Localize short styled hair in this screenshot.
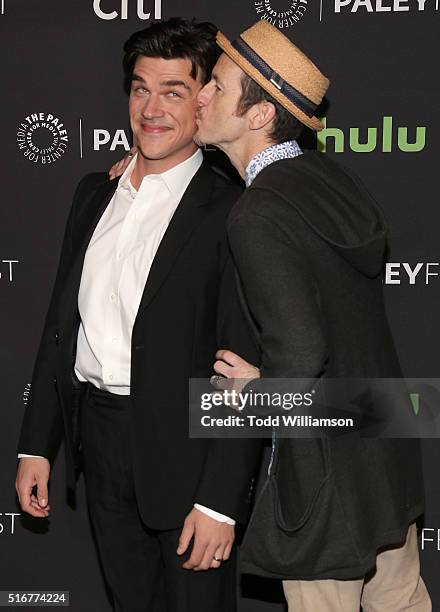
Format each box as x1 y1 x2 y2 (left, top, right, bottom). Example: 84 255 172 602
236 73 304 144
123 18 219 93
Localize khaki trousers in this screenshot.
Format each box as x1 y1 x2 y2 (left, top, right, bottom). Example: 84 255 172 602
283 523 431 612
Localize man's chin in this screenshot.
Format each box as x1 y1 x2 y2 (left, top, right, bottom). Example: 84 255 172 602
193 132 205 147
193 127 211 148
136 146 169 161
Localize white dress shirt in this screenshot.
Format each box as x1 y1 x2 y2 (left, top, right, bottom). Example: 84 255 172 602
74 149 202 393
19 149 235 525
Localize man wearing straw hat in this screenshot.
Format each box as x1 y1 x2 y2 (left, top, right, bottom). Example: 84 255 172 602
196 20 431 612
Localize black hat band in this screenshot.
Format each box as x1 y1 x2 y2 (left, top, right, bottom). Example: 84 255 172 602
231 36 317 118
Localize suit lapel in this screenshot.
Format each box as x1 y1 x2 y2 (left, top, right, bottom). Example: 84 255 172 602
73 179 118 255
59 178 118 323
135 161 215 318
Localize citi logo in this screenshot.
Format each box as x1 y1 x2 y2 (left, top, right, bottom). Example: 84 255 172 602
317 117 426 154
93 0 161 19
384 263 439 285
335 0 438 13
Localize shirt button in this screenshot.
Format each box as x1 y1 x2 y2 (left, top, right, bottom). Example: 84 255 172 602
110 293 116 302
108 374 114 381
112 337 117 343
116 252 123 260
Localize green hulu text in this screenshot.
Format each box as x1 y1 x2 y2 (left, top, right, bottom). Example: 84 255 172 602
317 116 426 153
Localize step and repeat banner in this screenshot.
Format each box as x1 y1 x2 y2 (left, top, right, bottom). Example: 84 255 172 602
1 1 439 610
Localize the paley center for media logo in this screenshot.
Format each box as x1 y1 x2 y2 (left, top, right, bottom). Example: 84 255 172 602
17 113 68 165
384 263 439 285
334 0 438 13
253 0 308 29
334 0 440 13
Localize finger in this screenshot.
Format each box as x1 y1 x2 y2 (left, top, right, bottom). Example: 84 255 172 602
216 349 244 366
25 505 49 518
113 161 124 176
30 500 50 516
194 543 218 571
30 495 51 512
109 162 121 178
213 360 233 378
182 540 207 570
177 520 194 556
30 494 50 510
222 540 234 561
21 492 48 517
210 377 232 393
210 545 225 569
35 475 49 508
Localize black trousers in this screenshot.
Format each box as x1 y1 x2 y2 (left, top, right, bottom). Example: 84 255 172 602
79 383 237 612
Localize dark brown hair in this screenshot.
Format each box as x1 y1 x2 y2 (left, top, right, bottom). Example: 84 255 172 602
123 18 219 94
236 73 304 143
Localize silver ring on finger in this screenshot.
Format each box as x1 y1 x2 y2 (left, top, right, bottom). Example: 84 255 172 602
210 375 223 388
213 555 222 562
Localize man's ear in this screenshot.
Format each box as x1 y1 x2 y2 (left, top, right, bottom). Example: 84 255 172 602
248 100 276 131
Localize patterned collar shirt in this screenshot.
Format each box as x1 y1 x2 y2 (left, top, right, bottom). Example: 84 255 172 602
244 139 302 187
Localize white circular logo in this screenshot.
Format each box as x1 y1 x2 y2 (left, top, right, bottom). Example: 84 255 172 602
254 0 309 28
17 112 69 164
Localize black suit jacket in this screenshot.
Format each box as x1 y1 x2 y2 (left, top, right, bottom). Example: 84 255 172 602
18 160 261 529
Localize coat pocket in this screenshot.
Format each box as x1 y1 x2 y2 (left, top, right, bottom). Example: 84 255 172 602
239 438 339 579
273 437 332 532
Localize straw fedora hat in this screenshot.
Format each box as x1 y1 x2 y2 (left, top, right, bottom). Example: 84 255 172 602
216 21 329 131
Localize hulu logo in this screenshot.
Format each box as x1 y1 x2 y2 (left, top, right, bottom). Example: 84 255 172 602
410 393 420 416
317 116 426 153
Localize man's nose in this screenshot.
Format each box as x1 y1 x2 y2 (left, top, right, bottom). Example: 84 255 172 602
141 94 164 119
197 84 211 107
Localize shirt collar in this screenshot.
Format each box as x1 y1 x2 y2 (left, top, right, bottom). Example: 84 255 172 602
118 148 203 200
244 140 302 187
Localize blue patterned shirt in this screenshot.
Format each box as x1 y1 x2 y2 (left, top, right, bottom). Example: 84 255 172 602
244 140 302 187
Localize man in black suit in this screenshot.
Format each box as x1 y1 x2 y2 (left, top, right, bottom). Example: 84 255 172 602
15 18 260 612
